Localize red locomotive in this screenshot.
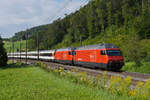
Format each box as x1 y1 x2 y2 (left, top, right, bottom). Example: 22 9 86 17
54 43 124 70
55 48 75 64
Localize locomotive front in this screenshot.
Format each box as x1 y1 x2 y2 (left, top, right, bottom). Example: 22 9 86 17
103 49 124 70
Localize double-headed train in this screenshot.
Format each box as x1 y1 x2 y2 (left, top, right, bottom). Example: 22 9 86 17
8 43 124 71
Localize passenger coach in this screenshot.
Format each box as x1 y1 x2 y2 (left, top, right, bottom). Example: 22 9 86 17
39 50 55 61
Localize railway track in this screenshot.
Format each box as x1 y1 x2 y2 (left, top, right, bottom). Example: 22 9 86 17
11 59 150 87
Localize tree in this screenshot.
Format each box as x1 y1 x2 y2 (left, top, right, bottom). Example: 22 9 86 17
0 36 8 66
122 34 143 66
107 1 112 27
121 0 130 34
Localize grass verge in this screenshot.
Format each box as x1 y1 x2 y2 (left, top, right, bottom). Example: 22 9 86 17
37 61 150 100
122 62 150 74
0 63 133 100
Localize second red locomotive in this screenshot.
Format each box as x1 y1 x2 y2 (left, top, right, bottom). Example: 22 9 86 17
54 43 124 70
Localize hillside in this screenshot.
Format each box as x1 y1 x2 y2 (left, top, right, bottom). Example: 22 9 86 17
11 25 48 42
9 0 150 65
4 40 26 52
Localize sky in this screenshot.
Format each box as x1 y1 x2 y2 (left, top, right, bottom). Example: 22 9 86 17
0 0 89 38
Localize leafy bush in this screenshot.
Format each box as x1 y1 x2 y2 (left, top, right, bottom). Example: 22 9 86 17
35 61 47 69
122 62 150 74
16 61 23 66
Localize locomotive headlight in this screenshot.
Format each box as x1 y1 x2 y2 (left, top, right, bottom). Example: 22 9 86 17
109 60 113 63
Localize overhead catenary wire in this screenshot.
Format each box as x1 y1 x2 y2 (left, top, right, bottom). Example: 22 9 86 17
48 0 73 23
48 0 90 23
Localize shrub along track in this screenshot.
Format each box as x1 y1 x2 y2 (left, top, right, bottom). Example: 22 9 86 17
12 59 150 87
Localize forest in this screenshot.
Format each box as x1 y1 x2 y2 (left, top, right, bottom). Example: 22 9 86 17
10 0 150 66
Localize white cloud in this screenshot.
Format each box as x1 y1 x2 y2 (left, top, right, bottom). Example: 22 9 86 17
0 0 89 38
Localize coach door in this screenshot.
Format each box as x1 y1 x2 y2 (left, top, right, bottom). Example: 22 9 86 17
100 50 107 63
68 50 76 64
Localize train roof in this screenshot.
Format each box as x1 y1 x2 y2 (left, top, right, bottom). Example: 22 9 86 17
56 47 75 51
76 43 119 50
28 51 38 54
40 50 55 53
7 52 20 55
56 44 118 51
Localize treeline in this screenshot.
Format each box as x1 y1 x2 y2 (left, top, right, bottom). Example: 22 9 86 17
11 25 48 41
10 0 150 65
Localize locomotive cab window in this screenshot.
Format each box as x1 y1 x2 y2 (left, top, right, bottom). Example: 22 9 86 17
101 50 106 55
106 50 121 56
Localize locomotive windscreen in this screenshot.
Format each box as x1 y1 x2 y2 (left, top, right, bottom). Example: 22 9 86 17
106 50 121 56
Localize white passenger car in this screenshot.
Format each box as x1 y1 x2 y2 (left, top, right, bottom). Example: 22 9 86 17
39 50 55 61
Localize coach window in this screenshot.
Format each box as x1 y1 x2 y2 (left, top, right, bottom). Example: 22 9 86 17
49 53 52 56
101 50 106 55
41 53 52 56
31 54 37 56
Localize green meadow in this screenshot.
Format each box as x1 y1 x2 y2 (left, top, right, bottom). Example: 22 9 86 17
0 64 133 100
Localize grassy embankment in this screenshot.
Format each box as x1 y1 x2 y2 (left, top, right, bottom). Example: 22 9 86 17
0 63 134 100
122 62 150 74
